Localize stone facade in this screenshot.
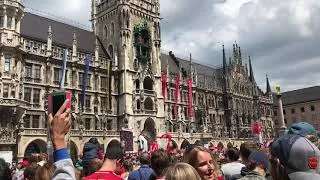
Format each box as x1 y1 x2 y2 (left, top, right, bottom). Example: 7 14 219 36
0 0 274 161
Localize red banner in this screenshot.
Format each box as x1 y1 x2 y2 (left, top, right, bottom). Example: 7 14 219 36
251 121 263 134
160 133 173 153
161 72 167 99
187 78 193 119
174 76 180 117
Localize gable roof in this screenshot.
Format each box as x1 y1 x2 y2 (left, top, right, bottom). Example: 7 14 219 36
21 12 97 54
274 86 320 106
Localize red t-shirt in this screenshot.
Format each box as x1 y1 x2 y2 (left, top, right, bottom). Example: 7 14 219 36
82 171 123 180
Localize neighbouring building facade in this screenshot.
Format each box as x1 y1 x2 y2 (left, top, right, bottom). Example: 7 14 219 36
273 86 320 132
0 0 274 161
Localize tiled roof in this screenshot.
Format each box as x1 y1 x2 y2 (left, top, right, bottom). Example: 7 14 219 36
273 86 320 106
21 13 101 55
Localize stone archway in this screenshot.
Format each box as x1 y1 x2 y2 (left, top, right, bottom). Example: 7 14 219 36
227 142 233 149
194 140 204 146
141 118 156 144
217 142 224 151
24 139 47 158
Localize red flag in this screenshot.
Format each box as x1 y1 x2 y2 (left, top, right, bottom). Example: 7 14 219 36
251 121 263 134
187 78 193 119
160 133 173 153
174 76 180 117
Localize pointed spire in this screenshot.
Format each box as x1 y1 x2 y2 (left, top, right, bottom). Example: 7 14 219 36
233 43 236 61
238 46 242 65
249 56 255 82
190 53 193 77
266 74 271 94
166 56 169 76
245 63 248 74
222 44 227 74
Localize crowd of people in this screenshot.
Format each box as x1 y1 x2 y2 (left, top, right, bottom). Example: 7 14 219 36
2 100 320 180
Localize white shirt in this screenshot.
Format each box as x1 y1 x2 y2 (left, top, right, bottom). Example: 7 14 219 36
221 162 245 177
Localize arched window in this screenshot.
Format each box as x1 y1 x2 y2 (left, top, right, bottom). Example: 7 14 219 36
111 23 115 36
137 99 141 110
143 77 153 90
144 97 153 110
108 45 113 59
135 79 140 90
104 25 108 39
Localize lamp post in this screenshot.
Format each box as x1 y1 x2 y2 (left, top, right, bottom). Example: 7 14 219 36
275 85 286 136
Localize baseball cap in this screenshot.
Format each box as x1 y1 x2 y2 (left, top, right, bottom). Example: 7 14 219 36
287 122 316 136
271 134 320 180
105 147 124 160
248 151 269 169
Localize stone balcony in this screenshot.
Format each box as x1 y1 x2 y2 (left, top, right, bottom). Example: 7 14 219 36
0 98 28 107
22 129 120 137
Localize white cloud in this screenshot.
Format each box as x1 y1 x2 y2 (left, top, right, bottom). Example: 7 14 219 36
25 0 320 91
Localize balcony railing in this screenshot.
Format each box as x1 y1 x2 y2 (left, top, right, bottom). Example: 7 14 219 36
23 129 47 136
70 130 120 137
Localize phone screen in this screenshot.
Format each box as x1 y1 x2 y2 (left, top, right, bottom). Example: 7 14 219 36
52 92 66 116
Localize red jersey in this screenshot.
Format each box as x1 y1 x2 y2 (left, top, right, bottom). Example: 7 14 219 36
82 171 123 180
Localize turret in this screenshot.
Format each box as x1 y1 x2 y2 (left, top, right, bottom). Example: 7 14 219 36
46 26 52 56
266 74 271 95
72 32 77 61
249 56 255 82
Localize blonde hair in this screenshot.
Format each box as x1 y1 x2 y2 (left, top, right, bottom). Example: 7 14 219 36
166 163 201 180
182 146 222 178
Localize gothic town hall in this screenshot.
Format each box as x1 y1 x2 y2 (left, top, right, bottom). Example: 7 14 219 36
0 0 273 161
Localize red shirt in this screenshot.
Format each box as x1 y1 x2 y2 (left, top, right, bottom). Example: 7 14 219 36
82 171 123 180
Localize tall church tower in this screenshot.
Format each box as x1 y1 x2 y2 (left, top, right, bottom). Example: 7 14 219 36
92 0 164 149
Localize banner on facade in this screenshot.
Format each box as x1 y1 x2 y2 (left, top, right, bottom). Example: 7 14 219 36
187 78 193 119
81 54 91 110
121 128 133 152
174 76 180 116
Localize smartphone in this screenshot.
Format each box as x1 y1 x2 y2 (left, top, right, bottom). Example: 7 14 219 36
48 91 71 116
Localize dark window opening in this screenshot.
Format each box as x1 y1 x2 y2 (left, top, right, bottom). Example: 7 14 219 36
143 77 153 90
144 97 153 110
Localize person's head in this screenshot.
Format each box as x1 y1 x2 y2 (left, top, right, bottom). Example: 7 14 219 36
139 152 150 165
38 153 47 162
225 148 240 162
85 158 103 176
183 146 217 180
104 147 124 170
247 151 269 176
89 138 99 144
150 149 171 178
24 163 40 180
166 163 201 180
34 162 55 180
271 134 320 180
240 142 258 164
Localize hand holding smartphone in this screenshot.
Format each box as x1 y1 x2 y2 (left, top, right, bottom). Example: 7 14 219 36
48 91 71 116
